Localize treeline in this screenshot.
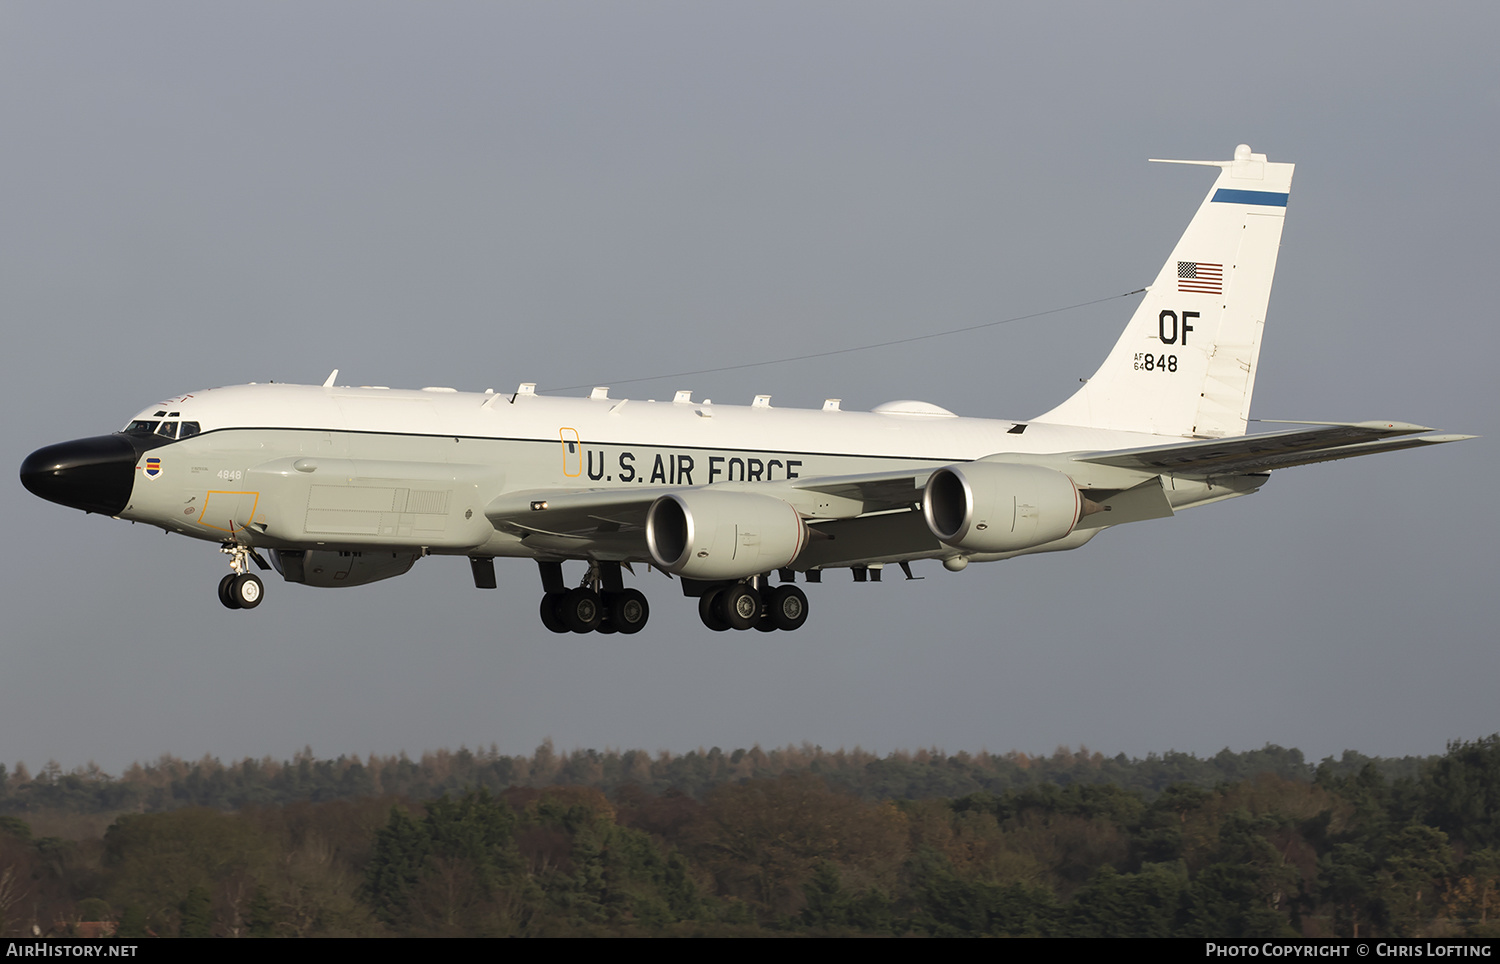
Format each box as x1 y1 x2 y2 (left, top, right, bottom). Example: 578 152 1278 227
0 737 1496 937
0 741 1428 815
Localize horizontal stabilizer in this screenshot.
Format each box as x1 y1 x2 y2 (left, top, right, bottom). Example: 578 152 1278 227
1079 422 1474 476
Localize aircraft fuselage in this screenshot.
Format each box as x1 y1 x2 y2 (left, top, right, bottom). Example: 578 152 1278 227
99 382 1216 562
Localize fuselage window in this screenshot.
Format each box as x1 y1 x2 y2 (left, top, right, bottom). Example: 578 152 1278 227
155 421 179 439
126 420 161 435
179 422 201 439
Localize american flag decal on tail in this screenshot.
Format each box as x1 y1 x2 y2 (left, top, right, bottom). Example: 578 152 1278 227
1177 261 1223 295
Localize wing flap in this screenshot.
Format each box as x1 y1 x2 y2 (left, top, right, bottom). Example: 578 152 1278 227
789 468 934 516
1075 476 1176 530
484 487 668 537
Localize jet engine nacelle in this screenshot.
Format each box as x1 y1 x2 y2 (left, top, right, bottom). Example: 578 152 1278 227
270 549 420 588
646 490 809 581
923 462 1082 553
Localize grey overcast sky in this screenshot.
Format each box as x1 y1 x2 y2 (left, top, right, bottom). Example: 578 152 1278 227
3 2 1495 775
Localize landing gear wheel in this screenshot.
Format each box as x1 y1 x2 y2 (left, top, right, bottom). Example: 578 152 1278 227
561 588 603 634
595 619 619 635
609 589 650 635
754 616 778 632
768 585 809 631
539 593 568 634
231 573 263 610
218 573 242 610
698 590 731 632
721 585 761 631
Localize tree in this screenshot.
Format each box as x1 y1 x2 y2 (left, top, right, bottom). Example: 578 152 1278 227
178 886 211 938
687 774 906 916
799 862 893 933
103 809 275 937
1068 864 1187 937
1178 811 1298 938
364 806 429 927
1371 824 1455 937
909 849 1060 937
1425 736 1500 850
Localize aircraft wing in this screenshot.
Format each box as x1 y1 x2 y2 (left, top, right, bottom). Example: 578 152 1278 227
484 466 941 565
484 470 944 566
1077 421 1475 477
485 466 936 538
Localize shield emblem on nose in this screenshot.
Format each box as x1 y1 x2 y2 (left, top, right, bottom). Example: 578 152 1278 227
144 457 162 480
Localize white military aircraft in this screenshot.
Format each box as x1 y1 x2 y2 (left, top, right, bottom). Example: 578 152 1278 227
20 145 1471 634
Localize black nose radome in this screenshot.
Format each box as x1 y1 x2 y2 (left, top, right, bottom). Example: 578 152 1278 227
20 434 139 516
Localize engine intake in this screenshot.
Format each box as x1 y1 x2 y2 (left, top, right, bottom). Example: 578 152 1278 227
923 462 1081 553
646 490 809 580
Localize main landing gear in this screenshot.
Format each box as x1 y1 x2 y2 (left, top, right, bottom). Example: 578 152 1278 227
697 579 809 633
537 561 650 635
217 542 265 610
530 562 813 634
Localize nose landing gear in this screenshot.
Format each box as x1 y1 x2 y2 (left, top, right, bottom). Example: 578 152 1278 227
218 572 264 609
217 542 265 610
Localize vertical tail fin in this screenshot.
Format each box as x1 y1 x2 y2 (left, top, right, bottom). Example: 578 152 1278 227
1035 144 1294 438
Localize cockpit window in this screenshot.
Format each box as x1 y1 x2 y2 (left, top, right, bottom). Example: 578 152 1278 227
125 418 200 439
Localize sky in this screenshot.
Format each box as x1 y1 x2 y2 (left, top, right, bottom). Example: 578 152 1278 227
3 2 1495 776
